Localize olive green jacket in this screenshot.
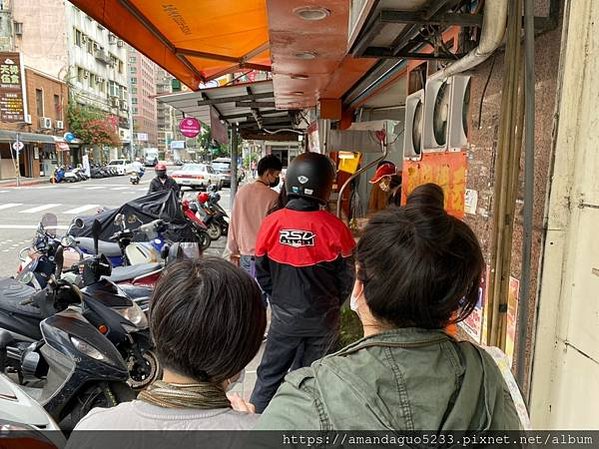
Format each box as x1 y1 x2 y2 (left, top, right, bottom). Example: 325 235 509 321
257 328 521 431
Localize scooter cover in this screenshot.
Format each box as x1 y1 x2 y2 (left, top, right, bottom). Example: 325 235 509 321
70 190 196 242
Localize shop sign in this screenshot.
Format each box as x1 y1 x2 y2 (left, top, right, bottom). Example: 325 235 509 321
401 151 468 218
179 117 201 138
0 52 26 122
170 140 185 149
64 132 76 143
137 133 148 142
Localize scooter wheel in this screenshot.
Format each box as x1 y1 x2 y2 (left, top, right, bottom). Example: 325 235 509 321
207 222 221 240
58 381 135 432
127 350 161 390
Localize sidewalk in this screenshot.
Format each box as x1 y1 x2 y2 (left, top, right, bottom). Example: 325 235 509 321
0 177 50 188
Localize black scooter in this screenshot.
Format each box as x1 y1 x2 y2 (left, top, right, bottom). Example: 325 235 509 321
0 277 135 431
195 186 229 241
5 219 160 391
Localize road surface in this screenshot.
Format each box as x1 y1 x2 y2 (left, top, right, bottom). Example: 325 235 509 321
0 174 229 278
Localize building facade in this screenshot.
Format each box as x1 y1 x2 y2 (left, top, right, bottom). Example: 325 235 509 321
9 0 131 164
156 68 177 154
128 46 158 153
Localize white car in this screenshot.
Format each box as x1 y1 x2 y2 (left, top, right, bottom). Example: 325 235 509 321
171 163 221 190
107 159 132 176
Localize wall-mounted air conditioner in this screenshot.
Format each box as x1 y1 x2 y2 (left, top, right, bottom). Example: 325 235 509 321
117 40 124 48
403 89 424 160
81 35 88 44
39 117 52 129
55 120 64 130
14 22 23 36
447 75 471 151
111 97 119 107
83 70 89 79
422 77 451 152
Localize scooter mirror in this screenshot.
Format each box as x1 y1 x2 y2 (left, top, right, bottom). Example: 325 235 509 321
74 218 84 229
61 235 76 248
114 213 125 228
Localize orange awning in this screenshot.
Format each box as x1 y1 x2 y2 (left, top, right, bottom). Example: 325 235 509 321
69 0 270 90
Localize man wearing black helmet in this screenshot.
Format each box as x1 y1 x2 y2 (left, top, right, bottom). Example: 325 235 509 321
250 152 355 413
148 162 180 196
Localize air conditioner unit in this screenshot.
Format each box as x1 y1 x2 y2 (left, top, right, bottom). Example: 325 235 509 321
39 117 52 130
55 120 64 130
403 89 425 160
109 33 117 45
96 76 104 83
81 35 88 43
111 97 119 107
117 40 124 48
83 70 89 79
14 22 23 36
447 75 471 151
422 77 451 152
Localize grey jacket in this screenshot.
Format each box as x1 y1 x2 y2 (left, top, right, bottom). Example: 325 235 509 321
257 328 521 431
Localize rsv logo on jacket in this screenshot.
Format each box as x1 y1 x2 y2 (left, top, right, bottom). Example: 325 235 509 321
279 229 316 248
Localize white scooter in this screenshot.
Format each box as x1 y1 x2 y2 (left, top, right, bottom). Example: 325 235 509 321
0 373 66 447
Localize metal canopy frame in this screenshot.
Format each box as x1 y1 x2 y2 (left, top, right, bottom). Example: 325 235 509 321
350 0 479 60
157 80 299 138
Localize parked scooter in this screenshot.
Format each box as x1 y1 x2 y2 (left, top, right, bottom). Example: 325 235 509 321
195 187 229 241
0 373 66 447
11 218 160 389
0 277 135 431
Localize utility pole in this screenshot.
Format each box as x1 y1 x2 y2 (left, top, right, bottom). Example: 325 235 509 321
14 131 20 187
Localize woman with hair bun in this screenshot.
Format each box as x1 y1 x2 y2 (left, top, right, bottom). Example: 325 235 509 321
258 183 521 431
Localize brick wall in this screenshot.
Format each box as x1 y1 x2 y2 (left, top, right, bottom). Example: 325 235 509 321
464 17 563 391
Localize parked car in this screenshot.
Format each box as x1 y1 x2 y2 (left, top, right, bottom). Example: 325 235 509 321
211 157 242 188
171 163 221 190
107 159 132 176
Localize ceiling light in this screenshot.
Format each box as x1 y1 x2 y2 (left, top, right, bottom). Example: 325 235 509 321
291 91 304 96
293 51 317 60
294 6 331 21
290 74 309 80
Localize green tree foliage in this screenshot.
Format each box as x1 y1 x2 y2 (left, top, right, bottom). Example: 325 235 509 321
67 103 121 146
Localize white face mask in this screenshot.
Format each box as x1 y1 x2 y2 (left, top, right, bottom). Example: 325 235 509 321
350 293 359 312
226 371 245 391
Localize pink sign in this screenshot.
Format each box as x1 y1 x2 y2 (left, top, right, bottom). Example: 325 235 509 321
179 117 201 138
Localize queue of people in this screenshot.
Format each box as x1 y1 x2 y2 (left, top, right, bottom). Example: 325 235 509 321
71 152 521 438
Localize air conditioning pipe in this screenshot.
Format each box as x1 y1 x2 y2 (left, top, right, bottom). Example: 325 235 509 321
430 0 508 80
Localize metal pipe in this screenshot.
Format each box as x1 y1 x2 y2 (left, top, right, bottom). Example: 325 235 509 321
336 136 388 218
431 0 508 80
516 0 536 391
230 127 239 210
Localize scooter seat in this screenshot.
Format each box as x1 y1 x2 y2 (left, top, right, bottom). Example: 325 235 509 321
106 263 163 283
76 237 122 257
0 278 40 317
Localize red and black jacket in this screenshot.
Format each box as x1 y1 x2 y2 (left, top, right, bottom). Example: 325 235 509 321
255 198 355 337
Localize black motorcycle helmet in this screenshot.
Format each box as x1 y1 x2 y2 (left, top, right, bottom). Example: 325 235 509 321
285 152 336 205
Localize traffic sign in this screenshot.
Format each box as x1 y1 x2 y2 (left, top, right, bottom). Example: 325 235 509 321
12 141 24 151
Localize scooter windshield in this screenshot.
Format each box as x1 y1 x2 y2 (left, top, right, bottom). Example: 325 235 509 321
40 213 58 238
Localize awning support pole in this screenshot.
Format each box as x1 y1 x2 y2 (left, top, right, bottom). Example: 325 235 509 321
230 127 239 210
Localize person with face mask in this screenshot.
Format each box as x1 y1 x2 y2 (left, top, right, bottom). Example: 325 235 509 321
367 161 402 214
249 152 355 413
256 184 520 432
69 257 266 435
148 162 180 196
227 154 282 277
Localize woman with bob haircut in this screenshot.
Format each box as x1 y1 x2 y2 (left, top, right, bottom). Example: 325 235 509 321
73 257 266 431
257 183 521 431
